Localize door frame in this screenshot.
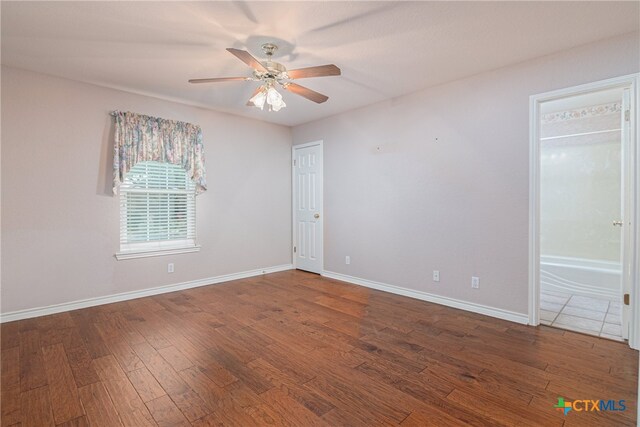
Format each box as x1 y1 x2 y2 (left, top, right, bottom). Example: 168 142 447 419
292 140 324 272
528 73 640 349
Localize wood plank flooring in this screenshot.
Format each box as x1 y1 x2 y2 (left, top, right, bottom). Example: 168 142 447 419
1 270 637 426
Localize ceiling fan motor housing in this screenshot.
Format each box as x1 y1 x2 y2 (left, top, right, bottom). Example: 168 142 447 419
257 43 288 80
257 61 287 79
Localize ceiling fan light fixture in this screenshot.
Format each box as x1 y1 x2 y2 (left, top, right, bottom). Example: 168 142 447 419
250 84 286 112
266 86 286 111
249 87 267 110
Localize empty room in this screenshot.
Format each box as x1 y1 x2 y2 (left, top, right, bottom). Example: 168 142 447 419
1 1 639 426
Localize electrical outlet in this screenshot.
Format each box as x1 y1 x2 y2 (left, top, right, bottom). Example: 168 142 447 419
168 263 174 273
433 270 440 282
345 256 351 265
471 276 479 288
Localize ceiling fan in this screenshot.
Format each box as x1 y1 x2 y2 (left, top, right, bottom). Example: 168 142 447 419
189 43 341 111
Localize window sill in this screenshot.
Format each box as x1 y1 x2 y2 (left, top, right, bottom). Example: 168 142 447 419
115 245 201 260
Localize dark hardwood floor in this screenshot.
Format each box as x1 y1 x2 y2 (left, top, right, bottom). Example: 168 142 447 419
1 270 637 426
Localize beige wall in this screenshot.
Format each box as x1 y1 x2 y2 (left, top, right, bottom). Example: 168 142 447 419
2 32 638 317
1 66 292 314
292 33 639 314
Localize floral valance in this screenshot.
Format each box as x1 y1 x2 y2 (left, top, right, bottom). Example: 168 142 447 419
112 111 207 194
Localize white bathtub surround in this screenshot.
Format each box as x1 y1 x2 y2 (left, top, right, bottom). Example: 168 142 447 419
540 255 621 300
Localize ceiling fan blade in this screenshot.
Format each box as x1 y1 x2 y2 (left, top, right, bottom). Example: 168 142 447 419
226 48 268 72
188 77 249 84
287 64 341 79
283 83 329 104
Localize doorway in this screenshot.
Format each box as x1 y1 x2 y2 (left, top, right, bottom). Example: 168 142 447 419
529 75 639 348
292 141 323 274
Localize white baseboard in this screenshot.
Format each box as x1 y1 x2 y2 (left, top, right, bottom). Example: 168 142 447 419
322 271 529 325
0 264 293 323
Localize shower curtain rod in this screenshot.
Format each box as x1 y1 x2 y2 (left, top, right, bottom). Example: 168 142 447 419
540 128 622 141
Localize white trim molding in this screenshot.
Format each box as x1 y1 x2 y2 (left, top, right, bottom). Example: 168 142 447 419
0 264 293 323
322 271 529 325
529 73 640 350
115 245 201 260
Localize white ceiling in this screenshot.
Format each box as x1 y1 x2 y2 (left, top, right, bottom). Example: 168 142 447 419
2 1 638 126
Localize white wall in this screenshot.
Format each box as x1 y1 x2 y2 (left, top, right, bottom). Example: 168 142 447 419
540 104 622 262
1 66 292 314
292 33 639 315
541 141 621 261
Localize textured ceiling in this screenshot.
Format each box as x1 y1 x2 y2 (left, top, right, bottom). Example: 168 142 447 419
2 1 639 126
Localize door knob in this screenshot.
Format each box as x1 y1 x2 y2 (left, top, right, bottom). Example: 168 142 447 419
314 213 320 219
613 220 623 227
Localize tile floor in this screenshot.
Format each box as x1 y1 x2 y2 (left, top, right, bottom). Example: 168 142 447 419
539 289 623 341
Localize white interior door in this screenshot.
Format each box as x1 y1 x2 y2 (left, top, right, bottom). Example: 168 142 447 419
293 142 323 274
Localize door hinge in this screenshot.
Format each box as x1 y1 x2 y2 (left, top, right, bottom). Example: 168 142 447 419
624 293 630 305
625 110 630 122
293 159 296 166
293 246 297 253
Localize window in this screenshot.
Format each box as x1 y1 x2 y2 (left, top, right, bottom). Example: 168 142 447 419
116 161 199 259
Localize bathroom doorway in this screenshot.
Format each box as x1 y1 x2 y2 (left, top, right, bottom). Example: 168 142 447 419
529 75 638 347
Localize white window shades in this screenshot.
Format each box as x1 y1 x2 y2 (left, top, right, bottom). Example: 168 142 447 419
116 161 198 260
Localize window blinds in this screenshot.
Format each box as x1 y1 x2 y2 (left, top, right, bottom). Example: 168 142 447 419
119 161 196 251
